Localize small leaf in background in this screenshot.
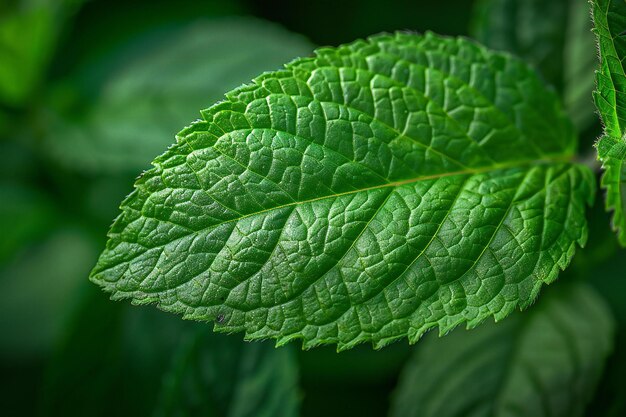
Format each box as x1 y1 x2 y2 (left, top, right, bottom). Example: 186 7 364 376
91 32 594 350
42 288 300 417
0 0 82 107
390 283 614 417
43 17 313 173
471 0 598 134
591 0 626 246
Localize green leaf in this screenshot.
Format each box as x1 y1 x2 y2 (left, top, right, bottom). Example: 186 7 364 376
91 32 595 350
596 136 626 244
44 17 313 173
471 0 597 133
43 289 300 417
390 283 614 417
592 0 626 246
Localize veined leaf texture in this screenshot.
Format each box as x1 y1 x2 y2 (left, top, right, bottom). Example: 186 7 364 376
592 0 626 246
91 32 595 349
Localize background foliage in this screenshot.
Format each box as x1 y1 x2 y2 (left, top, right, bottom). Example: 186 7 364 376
1 0 624 416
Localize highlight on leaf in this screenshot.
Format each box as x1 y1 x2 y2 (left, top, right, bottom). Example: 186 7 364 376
90 31 595 350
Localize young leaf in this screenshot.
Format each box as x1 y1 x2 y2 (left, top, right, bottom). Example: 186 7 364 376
390 283 614 417
91 32 595 350
471 0 597 133
592 0 626 246
44 18 313 173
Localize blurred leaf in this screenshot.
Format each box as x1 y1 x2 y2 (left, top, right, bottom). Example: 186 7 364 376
0 227 98 358
42 289 300 417
390 283 614 417
0 183 57 262
44 17 313 173
50 0 243 76
471 0 597 133
0 0 82 106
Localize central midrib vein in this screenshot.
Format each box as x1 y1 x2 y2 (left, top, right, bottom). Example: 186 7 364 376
193 155 573 233
94 155 575 279
96 154 574 284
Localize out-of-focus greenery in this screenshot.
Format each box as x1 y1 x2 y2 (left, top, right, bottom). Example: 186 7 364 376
42 286 301 417
43 17 312 173
391 282 614 417
0 0 83 106
471 0 599 140
0 0 624 416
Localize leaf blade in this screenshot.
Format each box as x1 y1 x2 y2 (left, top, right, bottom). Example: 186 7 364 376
592 0 626 246
91 32 594 349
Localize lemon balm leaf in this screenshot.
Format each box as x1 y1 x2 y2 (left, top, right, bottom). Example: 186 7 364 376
91 32 594 350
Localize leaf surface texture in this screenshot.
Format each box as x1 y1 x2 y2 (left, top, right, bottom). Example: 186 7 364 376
91 32 595 349
592 0 626 246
